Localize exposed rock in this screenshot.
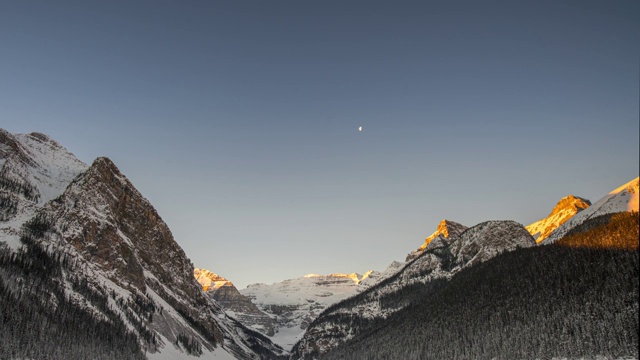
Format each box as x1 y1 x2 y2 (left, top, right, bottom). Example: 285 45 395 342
526 195 591 243
451 220 536 267
406 220 468 261
195 268 277 336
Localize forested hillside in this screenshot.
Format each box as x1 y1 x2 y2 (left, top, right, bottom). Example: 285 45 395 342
555 211 638 250
0 239 146 360
319 213 639 360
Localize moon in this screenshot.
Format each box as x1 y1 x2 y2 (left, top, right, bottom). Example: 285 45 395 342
358 126 362 132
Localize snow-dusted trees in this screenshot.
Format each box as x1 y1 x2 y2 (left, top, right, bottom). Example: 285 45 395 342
0 231 146 360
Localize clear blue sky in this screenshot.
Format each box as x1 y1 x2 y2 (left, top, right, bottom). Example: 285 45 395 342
2 0 638 289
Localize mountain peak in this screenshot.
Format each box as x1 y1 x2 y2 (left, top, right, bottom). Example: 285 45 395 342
0 128 87 206
194 268 233 291
406 219 468 261
609 177 639 196
526 194 591 243
430 220 466 241
549 195 591 217
25 132 64 150
194 268 279 338
89 156 120 175
0 129 21 159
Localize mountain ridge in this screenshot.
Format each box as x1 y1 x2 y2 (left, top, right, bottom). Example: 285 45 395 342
542 177 639 244
195 268 278 338
292 220 536 358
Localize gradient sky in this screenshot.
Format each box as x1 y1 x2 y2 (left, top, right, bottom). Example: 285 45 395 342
2 0 639 289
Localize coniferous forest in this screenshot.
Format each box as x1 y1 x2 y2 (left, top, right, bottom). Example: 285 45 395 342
320 212 639 360
0 228 146 360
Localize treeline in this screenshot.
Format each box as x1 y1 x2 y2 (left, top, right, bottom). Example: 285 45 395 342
319 213 639 360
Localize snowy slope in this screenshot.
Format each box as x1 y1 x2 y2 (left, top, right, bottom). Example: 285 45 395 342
542 177 639 244
0 130 87 251
0 130 87 205
240 273 367 350
357 260 405 288
11 132 87 204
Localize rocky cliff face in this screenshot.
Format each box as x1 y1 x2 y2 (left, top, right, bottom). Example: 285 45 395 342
195 268 277 337
526 195 591 243
40 157 230 348
0 129 286 359
292 220 535 359
450 220 538 267
406 220 467 261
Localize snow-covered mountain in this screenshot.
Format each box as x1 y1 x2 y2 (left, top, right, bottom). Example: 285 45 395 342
525 195 591 243
292 220 535 359
541 177 639 244
239 272 372 350
0 130 87 250
195 260 406 352
0 129 285 360
406 219 468 261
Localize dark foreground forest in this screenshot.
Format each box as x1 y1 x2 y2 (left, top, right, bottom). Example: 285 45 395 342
322 212 639 360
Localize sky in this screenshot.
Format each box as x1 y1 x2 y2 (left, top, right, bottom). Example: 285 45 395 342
1 0 639 289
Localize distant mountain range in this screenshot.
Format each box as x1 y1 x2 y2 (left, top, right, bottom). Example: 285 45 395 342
1 128 637 360
195 263 405 351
